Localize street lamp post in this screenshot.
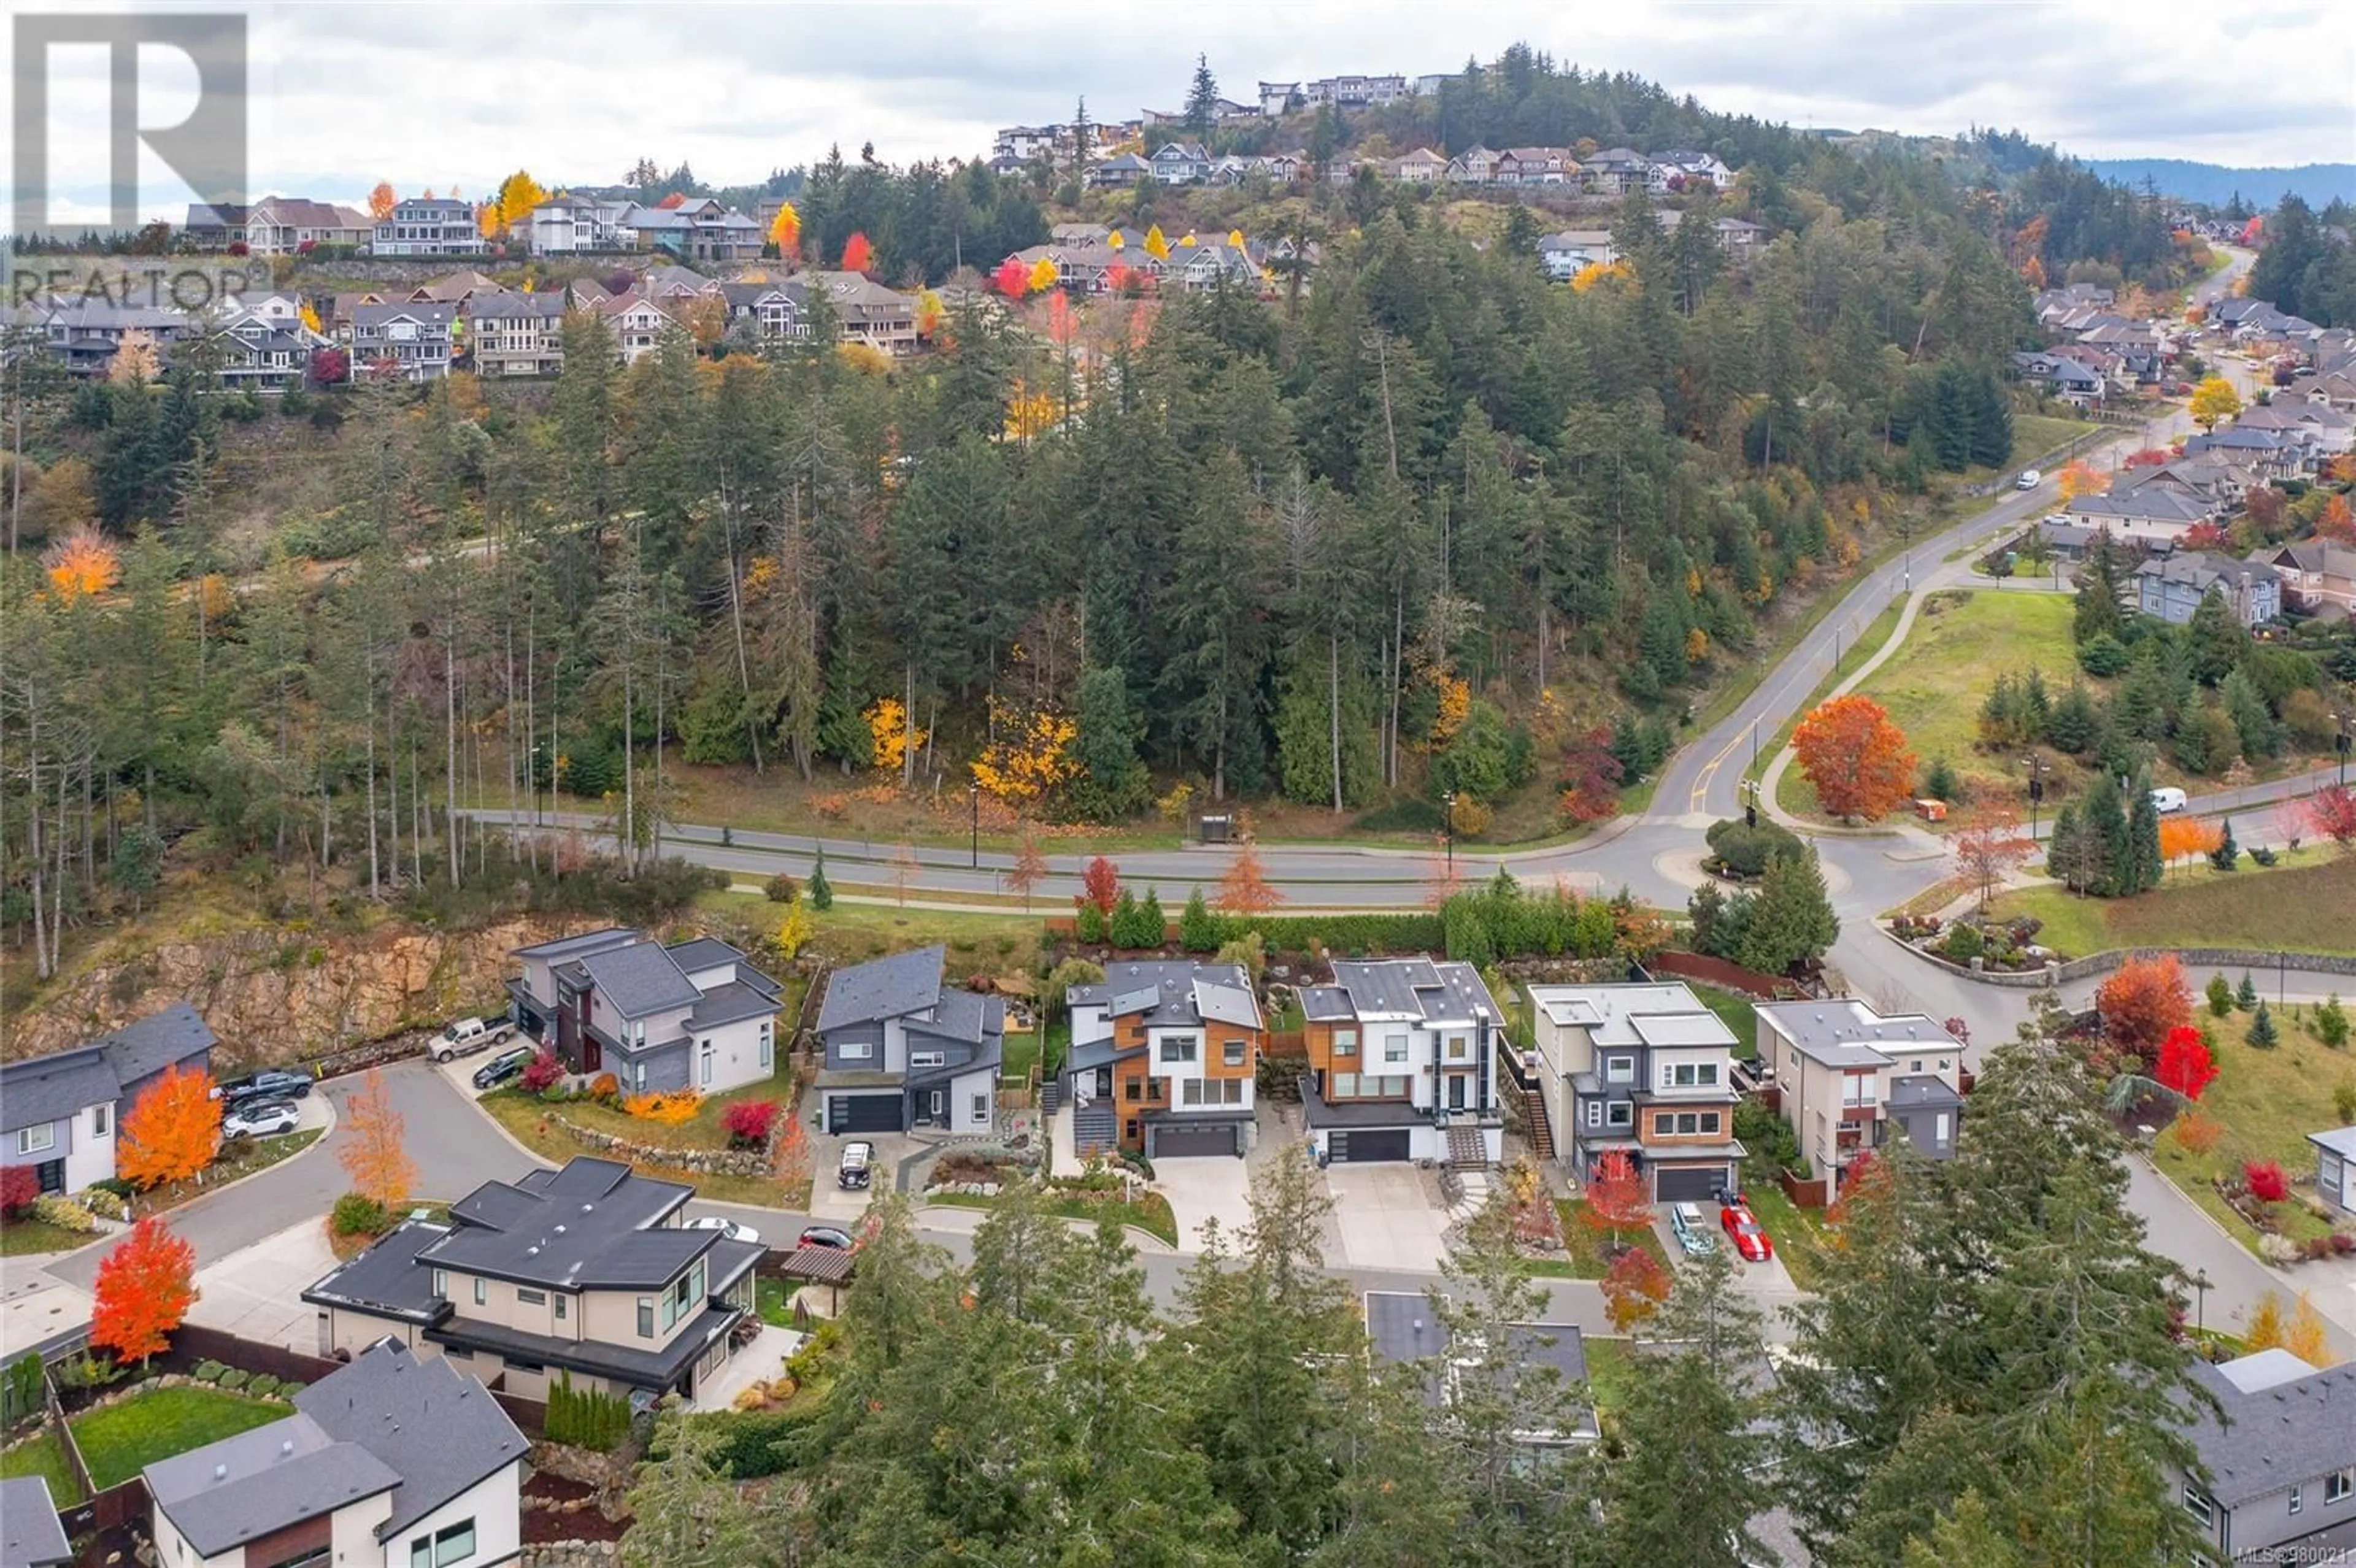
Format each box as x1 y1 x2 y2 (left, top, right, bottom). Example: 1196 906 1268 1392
2335 712 2351 788
969 780 980 870
1444 791 1457 874
528 744 543 830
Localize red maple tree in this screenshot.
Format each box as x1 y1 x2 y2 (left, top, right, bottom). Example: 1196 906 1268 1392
91 1216 197 1366
1556 726 1625 823
2154 1026 2219 1101
2096 955 2193 1072
1 1165 36 1216
2245 1161 2289 1203
991 256 1030 297
1080 855 1120 917
722 1100 780 1148
1792 695 1917 822
1601 1246 1671 1332
2306 785 2356 850
840 231 874 273
1580 1151 1652 1254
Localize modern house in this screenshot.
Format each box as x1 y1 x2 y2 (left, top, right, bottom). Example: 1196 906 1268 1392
1 1476 72 1568
505 929 783 1096
1538 229 1618 281
1363 1291 1597 1445
350 302 458 381
469 291 571 378
372 198 487 258
1 1004 217 1196
812 946 1003 1136
2256 539 2356 620
784 272 920 356
147 1340 523 1568
1522 983 1746 1201
2308 1126 2356 1215
1754 1000 1963 1197
304 1156 762 1404
1296 958 1506 1166
2172 1348 2356 1562
2133 552 2283 628
1063 961 1265 1159
525 194 632 255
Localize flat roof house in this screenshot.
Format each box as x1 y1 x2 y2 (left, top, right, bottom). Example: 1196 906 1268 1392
1363 1291 1598 1445
1296 958 1506 1167
1523 983 1746 1202
2 1004 216 1197
2173 1349 2356 1562
304 1156 762 1405
813 946 1003 1138
145 1339 525 1568
1754 1000 1962 1198
506 929 783 1097
1063 960 1265 1161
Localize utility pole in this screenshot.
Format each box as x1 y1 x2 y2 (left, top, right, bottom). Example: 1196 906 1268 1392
969 780 980 869
1443 791 1457 874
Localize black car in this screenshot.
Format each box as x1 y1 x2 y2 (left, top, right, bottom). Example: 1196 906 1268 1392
472 1046 536 1091
798 1225 856 1251
216 1069 312 1105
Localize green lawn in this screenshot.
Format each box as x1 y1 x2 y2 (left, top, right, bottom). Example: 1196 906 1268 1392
1750 595 1908 790
0 1429 83 1505
1691 985 1759 1059
1535 1200 1672 1279
1580 1335 1638 1413
2012 412 2100 464
1739 1182 1830 1293
696 889 1049 975
1987 854 2356 960
475 1091 789 1209
1001 1029 1041 1086
1 1219 94 1256
70 1386 290 1490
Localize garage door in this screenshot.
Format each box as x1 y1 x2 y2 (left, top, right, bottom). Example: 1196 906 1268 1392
1333 1129 1412 1163
828 1093 903 1134
1152 1121 1239 1159
1653 1164 1723 1202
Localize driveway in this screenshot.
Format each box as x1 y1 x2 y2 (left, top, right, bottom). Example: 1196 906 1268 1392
1155 1155 1255 1251
1323 1164 1452 1273
187 1220 342 1353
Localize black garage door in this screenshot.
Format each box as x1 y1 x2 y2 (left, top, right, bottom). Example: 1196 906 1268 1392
829 1093 903 1134
1152 1122 1240 1159
1653 1165 1722 1202
1334 1129 1412 1163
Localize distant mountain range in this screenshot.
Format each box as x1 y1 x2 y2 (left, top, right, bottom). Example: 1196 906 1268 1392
2081 158 2354 208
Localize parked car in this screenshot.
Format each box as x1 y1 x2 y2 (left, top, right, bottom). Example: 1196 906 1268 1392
215 1069 312 1105
432 1015 515 1062
2150 786 2189 814
1669 1202 1717 1256
221 1098 301 1139
837 1140 875 1191
472 1046 535 1091
798 1225 856 1251
687 1215 762 1246
1720 1201 1774 1262
2015 468 2043 490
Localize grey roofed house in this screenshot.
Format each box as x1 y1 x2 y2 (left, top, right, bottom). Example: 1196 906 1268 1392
93 1002 219 1093
2173 1348 2356 1562
0 1477 72 1568
471 291 569 321
513 926 641 963
1 1002 217 1135
418 1156 704 1289
1328 956 1502 1023
147 1418 403 1558
1363 1291 1598 1442
818 945 946 1032
569 940 703 1019
1754 998 1952 1068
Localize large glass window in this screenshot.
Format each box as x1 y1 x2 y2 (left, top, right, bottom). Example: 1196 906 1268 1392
409 1519 476 1568
1223 1039 1247 1067
518 1288 545 1306
16 1124 53 1155
1383 1034 1409 1065
1160 1036 1199 1064
1333 1030 1357 1056
837 1040 873 1060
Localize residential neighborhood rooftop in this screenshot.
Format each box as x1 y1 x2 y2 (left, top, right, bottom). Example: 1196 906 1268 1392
2182 1351 2356 1506
1755 999 1952 1066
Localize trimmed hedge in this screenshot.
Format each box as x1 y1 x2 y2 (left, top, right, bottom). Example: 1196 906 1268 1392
547 1372 630 1451
1202 912 1446 956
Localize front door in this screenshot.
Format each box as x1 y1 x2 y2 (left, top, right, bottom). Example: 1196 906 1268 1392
1095 1067 1113 1097
1447 1074 1467 1111
929 1090 946 1123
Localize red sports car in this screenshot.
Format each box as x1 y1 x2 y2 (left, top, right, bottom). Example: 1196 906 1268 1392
1720 1201 1774 1262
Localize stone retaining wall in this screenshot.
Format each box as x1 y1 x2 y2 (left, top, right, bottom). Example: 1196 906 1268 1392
522 1543 619 1567
547 1115 775 1176
1892 931 2356 990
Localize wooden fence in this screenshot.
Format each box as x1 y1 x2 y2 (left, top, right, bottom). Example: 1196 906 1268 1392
1644 951 1799 1000
60 1473 150 1539
494 1392 549 1440
170 1325 339 1386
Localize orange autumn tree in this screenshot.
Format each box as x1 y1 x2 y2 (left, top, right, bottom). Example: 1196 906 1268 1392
2057 459 2108 502
1601 1245 1671 1332
2157 816 2222 873
91 1217 196 1366
840 231 874 273
1951 807 2032 909
1217 839 1284 917
368 180 397 221
337 1067 415 1210
44 528 120 601
2096 954 2193 1071
1792 695 1917 822
2318 493 2356 545
117 1064 221 1190
767 199 801 257
772 1114 811 1197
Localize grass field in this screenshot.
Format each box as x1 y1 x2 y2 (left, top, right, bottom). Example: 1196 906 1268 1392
1739 1182 1830 1293
695 888 1048 976
0 1219 94 1256
1987 853 2356 959
71 1386 290 1490
2012 412 2101 465
925 1188 1180 1247
0 1429 83 1504
1692 985 1759 1059
1533 1200 1673 1279
1580 1335 1638 1413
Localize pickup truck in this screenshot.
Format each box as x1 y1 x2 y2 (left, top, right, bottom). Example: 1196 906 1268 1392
431 1016 517 1063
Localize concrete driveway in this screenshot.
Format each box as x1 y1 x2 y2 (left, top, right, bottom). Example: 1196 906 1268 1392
1155 1156 1255 1251
188 1220 342 1354
1323 1164 1451 1273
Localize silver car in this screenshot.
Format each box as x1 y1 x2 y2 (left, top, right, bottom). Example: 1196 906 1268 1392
222 1099 301 1139
1669 1201 1717 1256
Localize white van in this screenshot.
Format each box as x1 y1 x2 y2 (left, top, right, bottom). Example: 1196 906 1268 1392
2150 786 2188 815
2015 469 2043 491
432 1015 516 1061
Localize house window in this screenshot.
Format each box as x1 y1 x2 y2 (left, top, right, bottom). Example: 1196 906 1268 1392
90 1104 110 1138
838 1040 873 1061
1605 1057 1633 1084
409 1518 476 1568
1383 1034 1409 1065
1333 1031 1357 1057
1910 1060 1923 1074
1701 1112 1722 1134
1160 1036 1199 1064
2329 1469 2353 1503
634 1063 648 1090
2183 1486 2213 1527
1585 1102 1602 1129
518 1288 545 1306
1126 1078 1143 1102
16 1124 53 1156
1446 1036 1469 1061
637 1298 655 1337
1333 1073 1358 1099
431 1269 448 1297
972 1093 988 1121
910 1051 946 1069
699 1042 714 1087
473 1277 487 1305
554 1294 567 1320
1606 1102 1634 1129
1663 1063 1719 1088
2292 1486 2304 1516
759 1023 773 1071
1223 1039 1247 1067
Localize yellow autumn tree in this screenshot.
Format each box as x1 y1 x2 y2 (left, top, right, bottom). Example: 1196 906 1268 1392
971 698 1080 805
1569 259 1633 293
915 288 944 336
776 899 813 961
863 696 925 775
109 330 160 385
2247 1291 2286 1351
1428 672 1471 747
768 200 801 256
2190 375 2242 431
1227 229 1245 248
1028 256 1059 294
2057 458 2108 502
493 170 549 234
44 528 121 601
298 302 323 334
1005 379 1058 441
367 180 397 221
1143 225 1170 259
1107 229 1126 250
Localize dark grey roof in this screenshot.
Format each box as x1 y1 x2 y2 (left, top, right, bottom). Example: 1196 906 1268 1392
664 936 746 975
1068 961 1258 1032
1364 1292 1595 1435
469 292 568 321
97 1002 217 1087
574 941 701 1018
2134 551 2281 591
419 1156 697 1289
301 1220 452 1323
428 1303 738 1393
2184 1353 2356 1505
687 980 783 1032
353 302 457 328
818 945 944 1032
0 1045 120 1134
296 1340 528 1542
907 988 1005 1047
0 1476 71 1568
2069 488 2211 523
1887 1074 1962 1110
514 926 641 961
1330 958 1503 1023
1298 986 1353 1022
564 1227 715 1289
147 1418 402 1558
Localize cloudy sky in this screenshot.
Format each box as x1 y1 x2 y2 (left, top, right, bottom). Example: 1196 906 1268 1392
10 0 2354 223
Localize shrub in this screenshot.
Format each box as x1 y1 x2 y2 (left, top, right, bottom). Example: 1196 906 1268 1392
29 1194 96 1233
546 1372 631 1450
2320 995 2350 1051
2246 1161 2290 1203
518 1046 564 1094
2249 1003 2280 1049
1704 817 1807 878
218 1369 249 1391
87 1177 135 1200
246 1375 280 1398
0 1166 38 1217
1941 924 1986 964
192 1359 228 1383
2335 1233 2356 1257
588 1073 619 1105
2168 1109 2223 1155
51 1355 122 1393
79 1188 128 1221
2207 974 2236 1018
723 1100 780 1148
764 872 799 904
623 1090 701 1125
2250 845 2279 866
331 1194 388 1237
1075 902 1106 943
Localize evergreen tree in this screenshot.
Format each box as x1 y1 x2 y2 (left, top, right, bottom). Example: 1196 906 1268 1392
1139 886 1167 948
2238 972 2259 1010
1179 886 1219 952
2211 815 2239 870
1068 664 1152 821
2125 768 2163 893
2073 537 2124 645
1184 54 1223 141
2045 680 2101 755
2185 588 2246 686
2250 1001 2279 1048
1734 848 1839 974
807 848 833 910
623 1399 774 1568
1921 755 1959 801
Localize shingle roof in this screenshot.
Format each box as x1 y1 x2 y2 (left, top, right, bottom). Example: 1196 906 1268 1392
574 941 701 1018
295 1340 528 1541
687 980 783 1032
2183 1353 2356 1505
2133 551 2281 592
410 1156 699 1290
0 1046 120 1134
147 1419 401 1558
0 1476 71 1568
818 946 944 1032
96 1002 217 1086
